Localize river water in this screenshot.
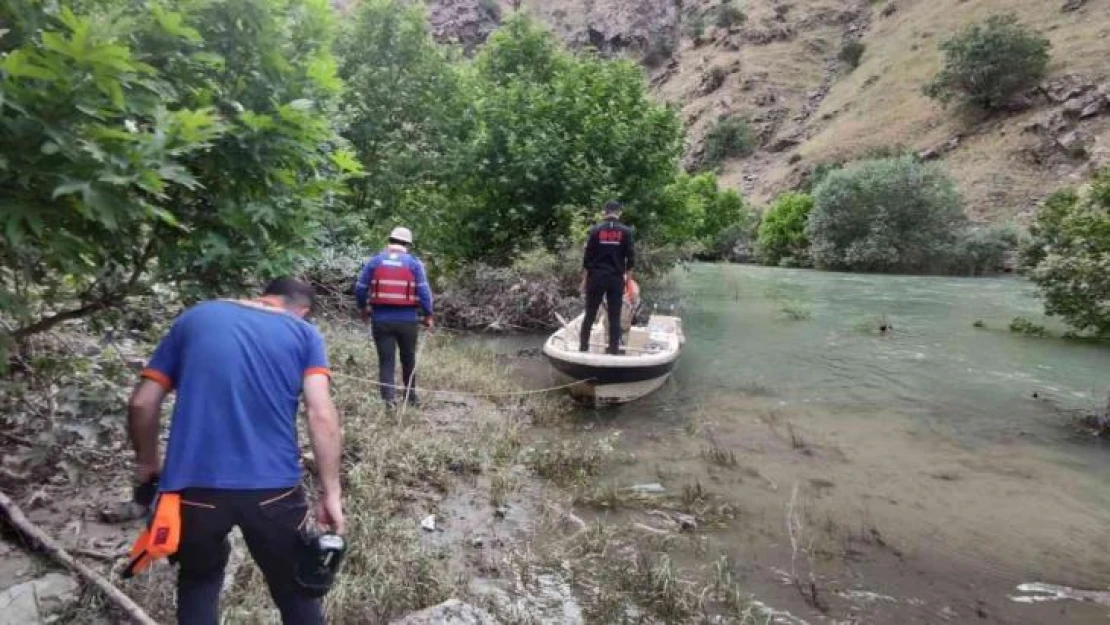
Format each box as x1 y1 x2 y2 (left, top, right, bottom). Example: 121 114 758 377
491 264 1110 623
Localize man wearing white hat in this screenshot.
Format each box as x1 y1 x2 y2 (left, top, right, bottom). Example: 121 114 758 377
354 227 434 408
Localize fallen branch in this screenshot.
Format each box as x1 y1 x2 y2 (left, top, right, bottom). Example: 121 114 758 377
0 489 160 625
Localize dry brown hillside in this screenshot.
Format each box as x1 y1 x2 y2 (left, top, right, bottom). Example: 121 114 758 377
427 0 1110 222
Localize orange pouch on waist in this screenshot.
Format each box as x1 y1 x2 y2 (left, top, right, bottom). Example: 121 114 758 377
123 493 181 578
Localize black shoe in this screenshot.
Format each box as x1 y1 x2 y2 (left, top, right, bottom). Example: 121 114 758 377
606 348 626 355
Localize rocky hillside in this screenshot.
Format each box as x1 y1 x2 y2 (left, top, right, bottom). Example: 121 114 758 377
424 0 1110 222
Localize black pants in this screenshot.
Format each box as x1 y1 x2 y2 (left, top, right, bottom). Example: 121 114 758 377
371 320 419 404
581 274 624 354
175 487 321 625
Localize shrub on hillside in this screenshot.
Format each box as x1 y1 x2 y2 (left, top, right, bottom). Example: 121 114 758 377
703 116 755 168
1020 168 1110 336
715 1 746 29
839 41 865 69
686 13 708 42
807 156 967 272
756 193 814 267
643 29 678 67
923 13 1050 109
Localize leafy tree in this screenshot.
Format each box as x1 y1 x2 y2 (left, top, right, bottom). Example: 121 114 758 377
807 156 966 272
453 15 684 262
0 0 356 339
756 193 814 267
335 0 469 241
655 173 751 250
1021 169 1110 335
923 13 1050 109
703 116 754 168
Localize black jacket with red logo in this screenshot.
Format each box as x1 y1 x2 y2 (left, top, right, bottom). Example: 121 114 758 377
583 219 635 280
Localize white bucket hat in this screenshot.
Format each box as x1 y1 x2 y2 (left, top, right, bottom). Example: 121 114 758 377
389 226 413 245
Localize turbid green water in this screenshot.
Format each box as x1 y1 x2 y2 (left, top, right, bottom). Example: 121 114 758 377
489 264 1110 623
636 263 1110 458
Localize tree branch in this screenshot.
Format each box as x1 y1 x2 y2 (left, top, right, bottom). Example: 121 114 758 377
0 489 160 625
8 237 158 341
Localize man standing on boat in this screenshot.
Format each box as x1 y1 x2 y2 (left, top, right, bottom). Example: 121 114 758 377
354 226 435 408
580 200 636 354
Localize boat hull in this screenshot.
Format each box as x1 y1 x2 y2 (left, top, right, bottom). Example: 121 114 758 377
553 371 673 406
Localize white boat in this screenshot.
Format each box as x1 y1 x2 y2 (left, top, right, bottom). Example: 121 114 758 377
542 312 685 405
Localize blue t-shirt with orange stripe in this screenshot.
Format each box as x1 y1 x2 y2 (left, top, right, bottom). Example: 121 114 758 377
141 300 330 492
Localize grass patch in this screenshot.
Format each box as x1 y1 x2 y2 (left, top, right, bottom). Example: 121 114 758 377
778 301 812 321
702 442 739 467
523 434 618 485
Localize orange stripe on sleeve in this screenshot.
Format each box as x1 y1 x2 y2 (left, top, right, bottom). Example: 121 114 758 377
304 367 331 379
141 368 173 391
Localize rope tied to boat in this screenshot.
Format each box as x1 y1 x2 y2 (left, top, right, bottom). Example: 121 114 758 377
327 370 593 398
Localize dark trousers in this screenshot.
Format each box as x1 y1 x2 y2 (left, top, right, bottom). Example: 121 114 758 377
175 487 321 625
580 274 624 354
371 320 419 404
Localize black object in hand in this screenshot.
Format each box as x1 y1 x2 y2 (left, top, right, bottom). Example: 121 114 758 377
133 475 159 508
294 532 347 598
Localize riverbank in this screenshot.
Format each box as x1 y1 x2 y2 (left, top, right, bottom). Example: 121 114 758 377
0 319 787 624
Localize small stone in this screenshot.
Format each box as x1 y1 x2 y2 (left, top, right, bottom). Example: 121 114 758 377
493 506 509 520
390 599 501 625
629 483 666 495
420 514 436 532
1057 130 1093 158
675 513 698 531
470 537 484 549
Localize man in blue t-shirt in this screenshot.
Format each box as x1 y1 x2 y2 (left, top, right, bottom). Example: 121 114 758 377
354 226 434 408
127 278 343 625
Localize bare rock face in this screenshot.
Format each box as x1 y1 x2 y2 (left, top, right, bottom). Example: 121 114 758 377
427 0 503 51
1041 74 1096 104
918 136 961 161
562 0 680 59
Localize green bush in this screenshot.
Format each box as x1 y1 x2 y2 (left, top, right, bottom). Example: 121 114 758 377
756 193 814 267
686 13 708 41
1020 168 1110 336
839 41 866 69
807 156 966 272
923 13 1051 109
0 0 355 339
945 225 1021 276
715 2 747 29
1009 317 1049 337
703 116 755 168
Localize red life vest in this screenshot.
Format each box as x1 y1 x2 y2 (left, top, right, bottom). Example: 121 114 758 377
370 255 419 307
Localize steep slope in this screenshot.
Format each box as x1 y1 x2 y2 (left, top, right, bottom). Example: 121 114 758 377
425 0 1110 221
